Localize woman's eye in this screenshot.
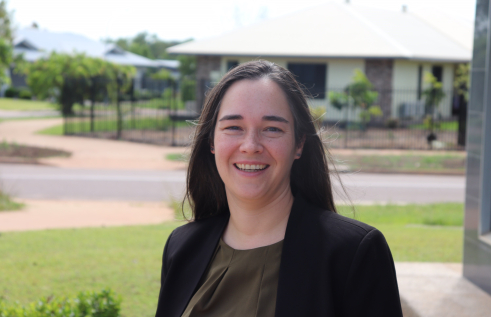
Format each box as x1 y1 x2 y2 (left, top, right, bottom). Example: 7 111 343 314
265 127 282 132
225 126 241 131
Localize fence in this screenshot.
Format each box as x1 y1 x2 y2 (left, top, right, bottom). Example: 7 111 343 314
63 77 198 146
63 83 465 150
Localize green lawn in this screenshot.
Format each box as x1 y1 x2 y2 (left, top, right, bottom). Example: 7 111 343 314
335 154 465 173
0 203 463 316
37 117 187 136
0 98 57 111
409 121 458 131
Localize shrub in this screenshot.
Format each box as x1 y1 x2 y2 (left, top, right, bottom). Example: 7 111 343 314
18 89 32 100
4 87 18 98
0 289 121 317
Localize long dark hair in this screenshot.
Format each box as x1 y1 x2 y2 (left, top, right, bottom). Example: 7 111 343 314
185 60 337 220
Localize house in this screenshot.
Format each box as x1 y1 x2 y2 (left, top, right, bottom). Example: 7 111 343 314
11 28 179 92
167 1 473 121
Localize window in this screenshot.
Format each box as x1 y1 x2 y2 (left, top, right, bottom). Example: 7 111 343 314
432 66 443 83
287 63 327 99
227 61 239 71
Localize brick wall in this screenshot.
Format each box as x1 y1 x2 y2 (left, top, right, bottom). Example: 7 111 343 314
365 59 393 119
196 55 221 110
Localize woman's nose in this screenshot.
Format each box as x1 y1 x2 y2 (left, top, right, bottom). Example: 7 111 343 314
240 131 263 154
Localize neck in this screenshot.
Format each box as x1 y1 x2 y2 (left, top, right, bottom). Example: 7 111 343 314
222 187 294 250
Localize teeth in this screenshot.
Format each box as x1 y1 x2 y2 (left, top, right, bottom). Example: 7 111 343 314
236 164 267 171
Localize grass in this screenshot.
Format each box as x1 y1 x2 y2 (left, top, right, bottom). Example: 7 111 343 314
37 117 188 136
165 153 189 162
0 98 57 111
409 121 458 131
0 190 24 211
134 98 185 109
335 154 465 173
0 223 179 317
0 203 463 315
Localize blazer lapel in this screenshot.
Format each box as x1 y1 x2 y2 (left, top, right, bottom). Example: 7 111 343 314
275 196 310 317
163 214 229 317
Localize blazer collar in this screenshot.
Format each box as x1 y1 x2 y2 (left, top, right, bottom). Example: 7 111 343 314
176 195 309 317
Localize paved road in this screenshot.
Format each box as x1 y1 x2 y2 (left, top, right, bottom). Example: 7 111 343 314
0 164 465 203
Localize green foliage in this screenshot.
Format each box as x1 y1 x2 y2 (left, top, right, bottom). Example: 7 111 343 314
177 55 196 80
103 32 181 60
4 87 18 98
21 52 135 115
454 63 470 102
0 289 121 317
18 89 32 100
0 188 24 211
422 72 445 116
328 69 382 128
0 1 13 86
180 79 195 102
150 69 173 81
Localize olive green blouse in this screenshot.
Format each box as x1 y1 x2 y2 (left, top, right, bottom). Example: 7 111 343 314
181 238 284 317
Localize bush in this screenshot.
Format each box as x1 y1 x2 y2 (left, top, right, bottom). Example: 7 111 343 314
18 89 32 100
0 289 121 317
180 79 195 102
4 87 19 98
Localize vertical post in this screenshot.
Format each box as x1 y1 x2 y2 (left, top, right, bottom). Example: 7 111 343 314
90 77 96 133
344 101 349 148
171 79 176 146
131 78 135 130
116 77 122 139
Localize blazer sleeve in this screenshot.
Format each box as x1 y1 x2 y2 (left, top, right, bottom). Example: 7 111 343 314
342 229 403 317
155 230 174 317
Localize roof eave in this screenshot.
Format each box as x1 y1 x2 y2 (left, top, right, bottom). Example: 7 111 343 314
167 51 471 63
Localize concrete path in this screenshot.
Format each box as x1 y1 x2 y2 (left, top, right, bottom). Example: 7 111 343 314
0 109 60 119
396 262 491 317
0 200 175 232
0 118 187 170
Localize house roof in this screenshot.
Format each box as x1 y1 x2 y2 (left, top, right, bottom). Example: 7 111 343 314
13 28 158 68
167 1 472 62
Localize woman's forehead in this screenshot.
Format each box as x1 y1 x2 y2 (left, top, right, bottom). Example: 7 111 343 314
218 78 293 119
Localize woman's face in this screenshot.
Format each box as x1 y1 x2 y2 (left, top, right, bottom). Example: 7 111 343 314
213 78 303 204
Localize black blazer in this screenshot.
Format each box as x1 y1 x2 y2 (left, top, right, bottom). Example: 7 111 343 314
155 196 403 317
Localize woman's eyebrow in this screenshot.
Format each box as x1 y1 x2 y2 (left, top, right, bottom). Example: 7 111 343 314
219 114 243 121
263 115 289 123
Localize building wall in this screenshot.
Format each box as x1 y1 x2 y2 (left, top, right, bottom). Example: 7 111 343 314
392 60 455 117
220 56 365 121
463 0 491 295
196 55 221 110
365 59 393 119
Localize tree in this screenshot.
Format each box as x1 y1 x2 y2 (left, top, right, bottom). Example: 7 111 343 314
22 52 135 114
329 69 382 130
421 72 446 146
0 0 13 86
454 63 470 102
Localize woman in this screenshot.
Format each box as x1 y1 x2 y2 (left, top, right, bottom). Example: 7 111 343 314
155 60 403 317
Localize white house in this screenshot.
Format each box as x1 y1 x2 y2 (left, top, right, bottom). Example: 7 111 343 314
168 1 473 121
11 28 179 92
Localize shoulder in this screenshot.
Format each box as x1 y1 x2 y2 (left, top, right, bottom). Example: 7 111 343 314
166 214 228 256
290 196 384 254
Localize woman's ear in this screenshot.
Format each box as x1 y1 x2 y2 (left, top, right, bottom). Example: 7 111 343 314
210 143 215 154
295 135 306 159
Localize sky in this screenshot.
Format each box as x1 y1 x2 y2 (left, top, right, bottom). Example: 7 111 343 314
8 0 477 42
